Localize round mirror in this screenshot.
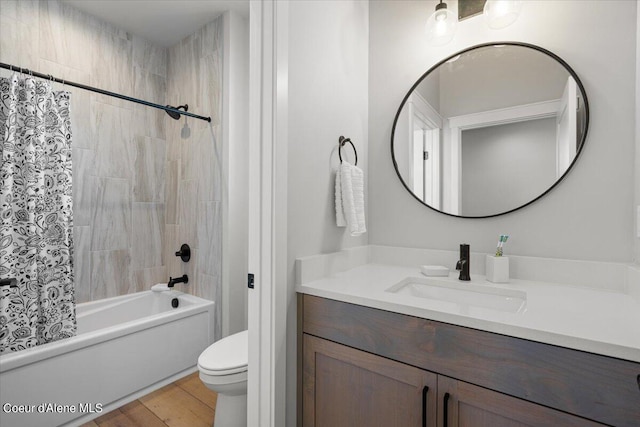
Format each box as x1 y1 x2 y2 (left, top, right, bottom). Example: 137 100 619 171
391 42 589 218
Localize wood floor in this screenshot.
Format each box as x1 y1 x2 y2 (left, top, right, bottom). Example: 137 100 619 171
80 372 218 427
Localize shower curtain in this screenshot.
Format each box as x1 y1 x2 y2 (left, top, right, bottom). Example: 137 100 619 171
0 74 76 354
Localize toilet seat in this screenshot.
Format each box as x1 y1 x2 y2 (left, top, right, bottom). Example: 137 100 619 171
199 370 247 388
198 330 248 376
199 365 247 376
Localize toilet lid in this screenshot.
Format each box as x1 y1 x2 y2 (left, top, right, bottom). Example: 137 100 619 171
198 330 248 375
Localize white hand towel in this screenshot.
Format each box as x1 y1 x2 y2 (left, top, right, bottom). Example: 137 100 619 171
335 168 347 227
336 161 366 236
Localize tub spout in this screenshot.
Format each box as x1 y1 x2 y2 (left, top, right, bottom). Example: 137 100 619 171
168 274 189 288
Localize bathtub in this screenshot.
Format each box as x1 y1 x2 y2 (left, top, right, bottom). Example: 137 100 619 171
0 289 215 427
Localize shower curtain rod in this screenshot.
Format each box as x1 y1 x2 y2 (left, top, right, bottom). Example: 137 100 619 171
0 61 212 123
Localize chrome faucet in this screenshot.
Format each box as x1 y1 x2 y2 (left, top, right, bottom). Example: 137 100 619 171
456 244 470 281
168 274 189 288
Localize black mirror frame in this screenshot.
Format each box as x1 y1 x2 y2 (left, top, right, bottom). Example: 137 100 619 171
390 41 590 218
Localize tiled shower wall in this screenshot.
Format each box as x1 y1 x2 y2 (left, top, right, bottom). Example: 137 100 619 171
0 0 168 301
165 19 223 340
0 0 223 326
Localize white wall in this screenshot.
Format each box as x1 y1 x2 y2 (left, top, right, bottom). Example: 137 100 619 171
416 68 440 111
437 45 567 117
287 1 369 425
461 118 556 216
369 0 636 262
636 2 640 264
221 11 249 336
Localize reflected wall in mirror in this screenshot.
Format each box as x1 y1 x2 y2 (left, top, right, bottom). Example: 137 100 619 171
391 42 589 218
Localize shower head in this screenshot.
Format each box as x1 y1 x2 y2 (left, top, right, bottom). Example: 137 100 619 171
166 109 181 120
165 104 188 120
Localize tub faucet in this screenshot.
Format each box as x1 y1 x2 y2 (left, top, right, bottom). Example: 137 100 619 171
168 274 189 288
456 244 471 281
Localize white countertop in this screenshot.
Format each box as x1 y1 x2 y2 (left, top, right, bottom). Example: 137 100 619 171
297 263 640 363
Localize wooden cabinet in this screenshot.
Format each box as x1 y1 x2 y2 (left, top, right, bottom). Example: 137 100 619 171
303 334 436 427
437 376 602 427
299 295 640 427
303 334 603 427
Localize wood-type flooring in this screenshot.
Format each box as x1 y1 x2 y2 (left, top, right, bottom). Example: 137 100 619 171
80 372 217 427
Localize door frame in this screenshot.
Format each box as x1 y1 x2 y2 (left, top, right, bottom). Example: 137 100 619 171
248 1 289 426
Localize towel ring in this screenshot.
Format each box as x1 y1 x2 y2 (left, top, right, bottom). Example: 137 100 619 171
338 136 358 166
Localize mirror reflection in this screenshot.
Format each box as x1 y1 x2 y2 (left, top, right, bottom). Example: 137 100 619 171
391 43 588 217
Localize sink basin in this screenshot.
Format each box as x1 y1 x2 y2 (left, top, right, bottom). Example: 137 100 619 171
386 277 526 313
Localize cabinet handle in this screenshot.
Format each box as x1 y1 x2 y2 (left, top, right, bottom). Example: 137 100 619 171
422 386 429 427
443 392 450 427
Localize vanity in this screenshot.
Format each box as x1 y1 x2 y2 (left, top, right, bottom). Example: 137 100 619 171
296 247 640 427
296 34 639 426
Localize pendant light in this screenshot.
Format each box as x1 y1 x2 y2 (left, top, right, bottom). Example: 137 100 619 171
426 0 457 46
483 0 523 29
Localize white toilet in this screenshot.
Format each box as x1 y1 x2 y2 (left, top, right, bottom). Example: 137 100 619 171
198 330 248 427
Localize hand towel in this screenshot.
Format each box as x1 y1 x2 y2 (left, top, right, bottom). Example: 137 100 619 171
335 168 347 227
335 161 366 236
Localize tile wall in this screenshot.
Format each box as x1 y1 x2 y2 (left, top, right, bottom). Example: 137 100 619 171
166 19 224 340
0 0 223 331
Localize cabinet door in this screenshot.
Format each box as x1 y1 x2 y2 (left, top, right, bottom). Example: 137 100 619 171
437 376 605 427
303 334 437 427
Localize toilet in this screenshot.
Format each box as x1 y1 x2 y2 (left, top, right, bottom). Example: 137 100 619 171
198 330 248 427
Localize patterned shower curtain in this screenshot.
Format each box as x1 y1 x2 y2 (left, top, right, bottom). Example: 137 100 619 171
0 74 76 354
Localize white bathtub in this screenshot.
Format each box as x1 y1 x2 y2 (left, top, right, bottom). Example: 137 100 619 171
0 290 215 427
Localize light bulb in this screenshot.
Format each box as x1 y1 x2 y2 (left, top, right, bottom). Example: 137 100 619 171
483 0 522 29
426 1 457 46
435 10 448 22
